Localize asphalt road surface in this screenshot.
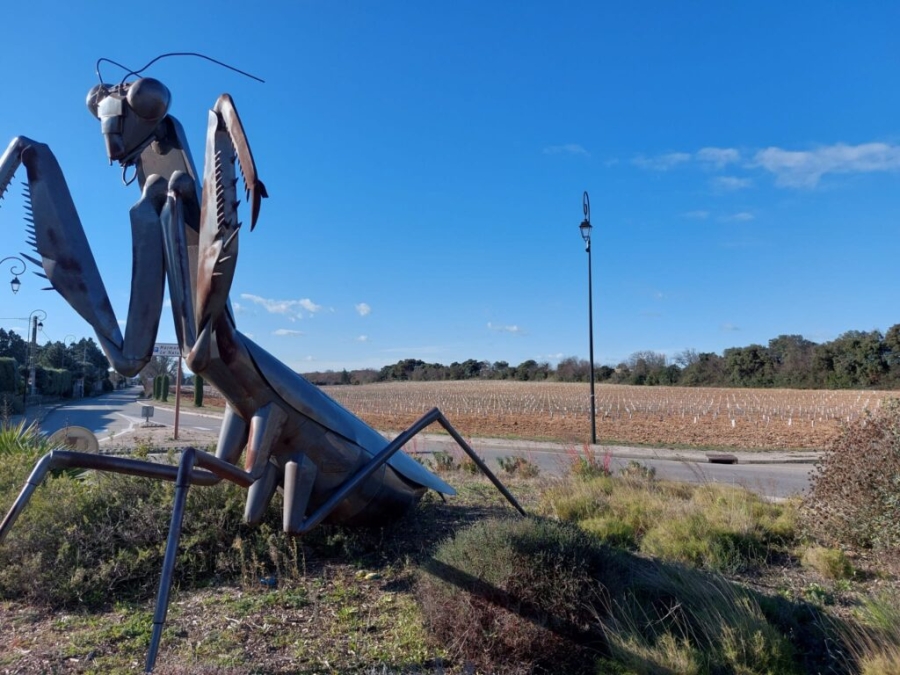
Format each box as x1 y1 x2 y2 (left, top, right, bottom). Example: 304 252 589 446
36 387 221 443
31 387 815 499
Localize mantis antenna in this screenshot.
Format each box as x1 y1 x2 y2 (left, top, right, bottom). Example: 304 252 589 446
95 52 265 85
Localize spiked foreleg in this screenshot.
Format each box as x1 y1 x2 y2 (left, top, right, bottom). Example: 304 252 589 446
0 138 168 376
212 94 268 230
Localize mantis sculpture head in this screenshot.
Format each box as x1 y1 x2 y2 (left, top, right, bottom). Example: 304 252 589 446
86 77 171 166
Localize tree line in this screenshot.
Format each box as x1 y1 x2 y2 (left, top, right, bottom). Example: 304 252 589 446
0 329 113 412
304 326 900 390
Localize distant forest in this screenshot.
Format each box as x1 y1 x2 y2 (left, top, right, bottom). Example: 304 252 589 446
304 326 900 390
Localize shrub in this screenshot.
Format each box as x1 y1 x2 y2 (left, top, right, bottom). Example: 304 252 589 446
194 374 204 407
417 517 802 674
801 399 900 550
0 449 308 608
416 517 607 674
800 546 854 580
0 357 19 395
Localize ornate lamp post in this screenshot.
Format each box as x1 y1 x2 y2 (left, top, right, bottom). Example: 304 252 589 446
0 256 26 294
579 192 597 445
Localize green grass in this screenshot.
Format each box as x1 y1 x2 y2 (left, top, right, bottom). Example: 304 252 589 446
0 427 897 673
542 474 797 574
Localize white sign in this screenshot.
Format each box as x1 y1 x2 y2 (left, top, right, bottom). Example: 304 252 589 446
153 343 181 358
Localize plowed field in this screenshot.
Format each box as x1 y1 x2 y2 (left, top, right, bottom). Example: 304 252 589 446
317 381 899 450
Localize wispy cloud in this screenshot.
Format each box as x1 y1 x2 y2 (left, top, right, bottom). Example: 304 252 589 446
544 143 590 157
753 142 900 188
712 176 753 191
273 329 304 337
683 210 710 220
231 301 243 314
355 302 371 317
631 142 900 189
696 147 741 168
356 335 369 342
632 152 691 171
487 322 524 334
720 211 755 222
240 293 322 319
720 323 741 332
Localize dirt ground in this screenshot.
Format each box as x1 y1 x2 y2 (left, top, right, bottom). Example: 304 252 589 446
188 392 840 451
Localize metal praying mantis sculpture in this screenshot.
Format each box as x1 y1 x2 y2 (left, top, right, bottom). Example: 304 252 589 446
0 55 524 672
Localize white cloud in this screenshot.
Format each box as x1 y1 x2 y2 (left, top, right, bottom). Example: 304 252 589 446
273 328 305 337
630 142 900 188
487 322 524 334
355 302 371 317
753 142 900 188
720 323 741 332
357 335 369 342
632 152 692 171
696 147 741 168
721 212 755 222
231 301 243 314
712 176 753 191
299 299 322 313
683 210 710 220
544 143 590 157
240 293 322 319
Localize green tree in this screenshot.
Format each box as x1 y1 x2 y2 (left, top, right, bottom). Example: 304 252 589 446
724 345 774 387
0 328 27 365
768 335 816 388
826 330 887 387
679 352 725 386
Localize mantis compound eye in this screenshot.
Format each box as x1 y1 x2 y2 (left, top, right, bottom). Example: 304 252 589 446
126 78 171 121
86 84 110 119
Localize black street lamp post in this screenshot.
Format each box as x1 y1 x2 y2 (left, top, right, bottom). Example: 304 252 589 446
579 192 597 445
0 256 26 294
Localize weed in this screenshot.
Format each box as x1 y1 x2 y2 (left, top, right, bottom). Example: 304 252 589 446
426 451 456 474
619 459 657 480
802 582 835 606
497 454 540 478
801 545 854 580
565 443 612 479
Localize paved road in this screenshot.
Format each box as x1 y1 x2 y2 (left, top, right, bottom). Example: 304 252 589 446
26 388 816 499
34 387 221 442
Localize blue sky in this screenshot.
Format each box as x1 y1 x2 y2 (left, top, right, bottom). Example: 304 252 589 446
1 1 899 372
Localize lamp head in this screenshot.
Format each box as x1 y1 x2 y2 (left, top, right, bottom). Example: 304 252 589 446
579 219 592 243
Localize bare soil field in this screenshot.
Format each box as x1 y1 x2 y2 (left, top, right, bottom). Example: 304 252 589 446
312 381 900 451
